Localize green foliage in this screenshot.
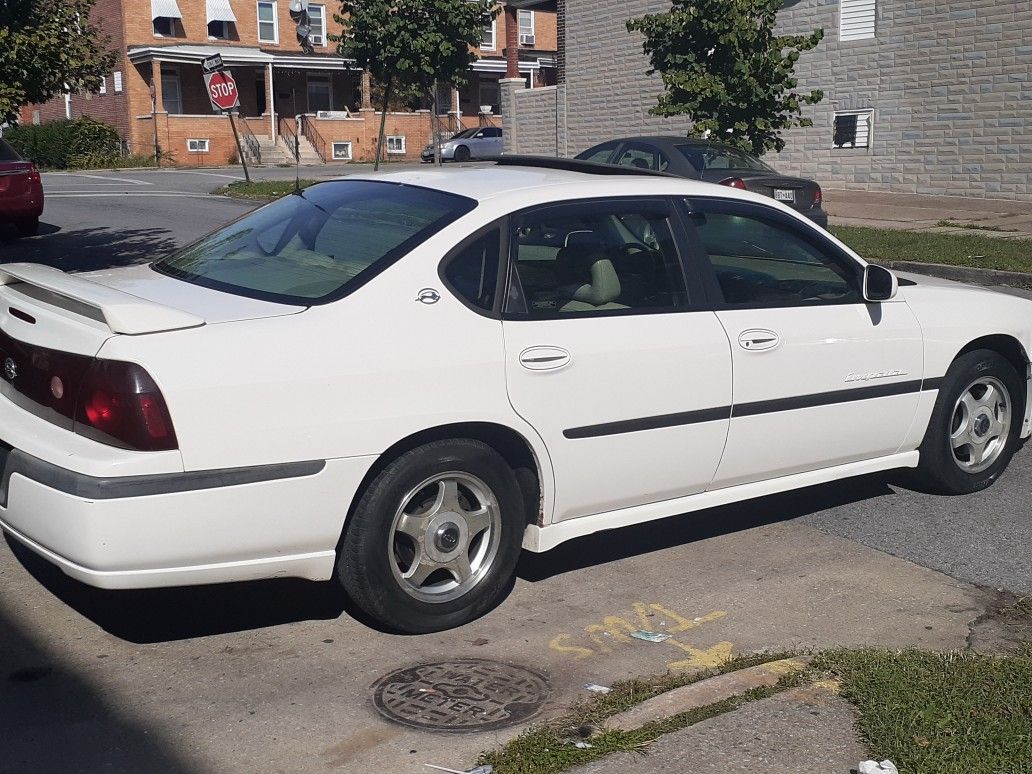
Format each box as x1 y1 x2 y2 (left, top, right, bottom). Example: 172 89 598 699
332 0 497 93
4 117 121 169
0 0 118 125
627 0 824 156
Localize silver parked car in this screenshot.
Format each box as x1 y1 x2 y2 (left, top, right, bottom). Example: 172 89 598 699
422 127 504 162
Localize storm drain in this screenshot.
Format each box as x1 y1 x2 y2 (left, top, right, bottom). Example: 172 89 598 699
371 658 550 733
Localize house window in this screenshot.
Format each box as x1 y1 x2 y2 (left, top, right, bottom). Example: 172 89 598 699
153 16 177 36
518 10 535 45
482 19 496 50
308 4 325 46
386 136 406 154
479 80 500 114
113 71 123 93
833 110 873 149
99 76 106 95
208 20 231 39
187 139 210 152
332 142 352 161
840 0 876 41
257 1 278 43
307 73 332 113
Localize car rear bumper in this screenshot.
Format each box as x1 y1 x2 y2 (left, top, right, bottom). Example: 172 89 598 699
802 207 828 229
0 188 44 220
0 444 378 589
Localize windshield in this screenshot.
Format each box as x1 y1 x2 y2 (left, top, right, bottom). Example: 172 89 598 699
154 180 476 305
677 146 777 174
0 139 22 161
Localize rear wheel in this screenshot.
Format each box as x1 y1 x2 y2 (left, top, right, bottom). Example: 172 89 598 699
454 145 472 162
917 349 1024 494
338 439 524 633
14 217 38 238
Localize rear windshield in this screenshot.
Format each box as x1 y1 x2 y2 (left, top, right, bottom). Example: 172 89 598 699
0 139 22 161
677 146 776 174
154 180 476 305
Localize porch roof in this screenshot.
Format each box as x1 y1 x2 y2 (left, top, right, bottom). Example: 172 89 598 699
127 44 358 70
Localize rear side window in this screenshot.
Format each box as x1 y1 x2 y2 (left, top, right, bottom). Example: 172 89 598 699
505 201 691 318
577 142 618 164
0 140 22 161
613 143 669 172
442 229 501 313
155 181 476 305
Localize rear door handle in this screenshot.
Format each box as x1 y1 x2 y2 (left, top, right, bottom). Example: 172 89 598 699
519 346 571 371
738 329 780 351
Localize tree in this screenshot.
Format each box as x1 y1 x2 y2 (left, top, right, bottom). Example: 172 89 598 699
0 0 118 125
333 0 497 169
627 0 824 156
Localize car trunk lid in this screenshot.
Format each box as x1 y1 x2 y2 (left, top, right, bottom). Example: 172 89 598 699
701 170 820 210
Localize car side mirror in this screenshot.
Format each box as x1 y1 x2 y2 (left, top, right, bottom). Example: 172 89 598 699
863 264 898 302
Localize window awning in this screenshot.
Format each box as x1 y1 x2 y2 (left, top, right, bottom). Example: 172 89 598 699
207 0 237 23
151 0 182 19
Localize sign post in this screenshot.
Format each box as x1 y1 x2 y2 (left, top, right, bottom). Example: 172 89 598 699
203 58 251 183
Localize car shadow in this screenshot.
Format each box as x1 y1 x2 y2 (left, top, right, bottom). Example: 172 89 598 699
517 472 899 582
6 473 900 644
0 223 179 271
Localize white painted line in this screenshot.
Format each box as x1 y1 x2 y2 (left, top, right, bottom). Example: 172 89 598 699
162 170 245 180
53 173 154 186
46 192 234 199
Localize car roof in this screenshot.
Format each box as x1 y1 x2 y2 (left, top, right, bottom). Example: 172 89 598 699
589 136 746 152
346 163 777 208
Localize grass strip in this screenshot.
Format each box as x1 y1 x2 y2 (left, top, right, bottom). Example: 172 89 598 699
477 652 805 774
829 225 1032 273
214 179 320 200
816 647 1032 774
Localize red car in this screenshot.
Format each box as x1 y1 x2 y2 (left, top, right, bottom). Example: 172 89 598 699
0 138 43 237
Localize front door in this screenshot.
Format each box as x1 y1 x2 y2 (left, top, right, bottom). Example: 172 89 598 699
682 199 925 488
501 198 733 522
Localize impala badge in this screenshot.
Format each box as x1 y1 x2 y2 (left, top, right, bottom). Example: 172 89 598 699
846 369 906 383
416 288 441 305
3 357 17 381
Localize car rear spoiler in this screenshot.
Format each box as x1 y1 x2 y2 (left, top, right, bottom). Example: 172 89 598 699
0 263 205 335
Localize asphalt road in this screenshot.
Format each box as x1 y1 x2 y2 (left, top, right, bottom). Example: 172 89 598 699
0 168 1029 772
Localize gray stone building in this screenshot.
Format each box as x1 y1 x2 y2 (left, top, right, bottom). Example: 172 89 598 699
504 0 1032 199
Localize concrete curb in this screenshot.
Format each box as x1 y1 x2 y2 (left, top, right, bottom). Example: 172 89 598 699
604 657 812 732
885 260 1032 289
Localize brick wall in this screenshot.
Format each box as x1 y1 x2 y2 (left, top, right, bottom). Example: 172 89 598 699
509 0 1032 200
307 112 494 162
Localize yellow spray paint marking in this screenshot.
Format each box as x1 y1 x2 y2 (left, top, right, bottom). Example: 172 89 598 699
548 602 731 670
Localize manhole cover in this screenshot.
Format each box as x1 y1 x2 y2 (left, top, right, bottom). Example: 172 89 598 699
372 658 550 733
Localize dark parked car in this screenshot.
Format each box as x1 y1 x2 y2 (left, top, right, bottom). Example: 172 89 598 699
0 139 43 237
577 136 827 228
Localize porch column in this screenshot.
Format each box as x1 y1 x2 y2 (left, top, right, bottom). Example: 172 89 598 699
151 59 165 113
504 5 520 79
267 63 276 141
360 70 373 111
450 87 461 132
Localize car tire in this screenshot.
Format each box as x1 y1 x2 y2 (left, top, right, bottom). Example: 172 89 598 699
14 217 39 238
454 145 471 162
916 349 1025 495
337 439 525 633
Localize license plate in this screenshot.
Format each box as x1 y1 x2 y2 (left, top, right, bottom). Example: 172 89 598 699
774 189 795 202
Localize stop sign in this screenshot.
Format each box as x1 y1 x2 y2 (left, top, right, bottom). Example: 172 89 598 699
205 70 239 112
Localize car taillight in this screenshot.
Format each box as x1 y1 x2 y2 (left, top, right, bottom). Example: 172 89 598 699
74 359 178 451
719 177 748 190
27 164 40 184
813 185 822 206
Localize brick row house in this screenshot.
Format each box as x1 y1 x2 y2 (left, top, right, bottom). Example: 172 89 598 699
20 0 557 165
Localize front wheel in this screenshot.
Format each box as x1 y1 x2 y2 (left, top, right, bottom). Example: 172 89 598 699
337 439 524 633
453 145 472 162
916 349 1024 494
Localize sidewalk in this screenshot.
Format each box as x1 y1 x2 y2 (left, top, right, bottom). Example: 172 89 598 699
825 188 1032 239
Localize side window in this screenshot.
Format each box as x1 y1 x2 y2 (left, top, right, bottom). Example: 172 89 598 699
505 202 690 318
579 142 618 164
614 144 670 172
443 229 500 313
690 207 861 307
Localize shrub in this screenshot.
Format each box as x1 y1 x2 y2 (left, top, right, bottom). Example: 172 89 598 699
4 117 121 168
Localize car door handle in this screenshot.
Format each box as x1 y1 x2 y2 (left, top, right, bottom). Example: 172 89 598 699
738 329 780 351
519 346 571 371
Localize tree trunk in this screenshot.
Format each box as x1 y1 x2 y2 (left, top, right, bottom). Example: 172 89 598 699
374 75 392 172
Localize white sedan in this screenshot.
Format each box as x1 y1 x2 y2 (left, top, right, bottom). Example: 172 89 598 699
0 159 1029 633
